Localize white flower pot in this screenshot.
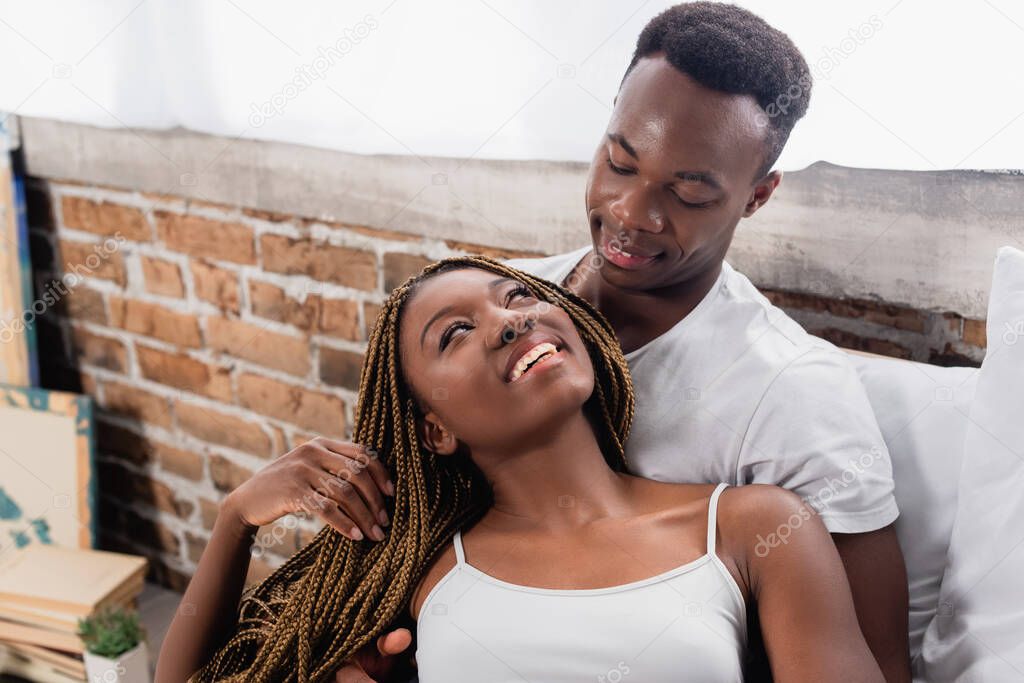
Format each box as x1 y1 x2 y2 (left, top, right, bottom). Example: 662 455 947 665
83 640 151 683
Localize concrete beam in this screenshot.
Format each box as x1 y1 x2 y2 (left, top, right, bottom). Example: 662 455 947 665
21 116 1023 318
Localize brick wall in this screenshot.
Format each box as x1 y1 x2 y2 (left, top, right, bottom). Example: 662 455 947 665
23 178 986 591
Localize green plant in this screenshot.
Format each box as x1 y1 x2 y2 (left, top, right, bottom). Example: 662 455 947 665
77 606 144 658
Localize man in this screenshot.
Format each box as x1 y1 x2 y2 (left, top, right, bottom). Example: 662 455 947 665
336 3 910 680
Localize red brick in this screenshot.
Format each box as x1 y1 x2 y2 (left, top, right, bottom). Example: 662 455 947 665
155 442 205 481
816 327 913 360
185 530 208 563
98 461 194 521
109 296 201 347
763 290 926 334
249 280 360 340
237 373 345 436
199 497 221 530
149 559 191 592
100 381 172 428
331 221 422 243
250 280 317 330
963 319 987 348
61 285 106 324
383 252 432 292
318 298 360 340
245 556 276 587
136 346 232 401
96 420 153 467
205 316 310 376
61 196 150 241
260 234 376 290
208 454 255 493
72 328 127 372
363 301 382 339
242 207 294 223
59 239 126 286
176 401 272 457
155 211 255 264
141 256 184 297
319 347 364 390
190 260 240 313
443 240 544 260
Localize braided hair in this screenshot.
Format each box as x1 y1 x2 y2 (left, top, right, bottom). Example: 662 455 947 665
191 254 635 681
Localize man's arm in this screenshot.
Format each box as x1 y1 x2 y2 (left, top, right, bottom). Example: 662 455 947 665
833 525 911 683
739 346 910 681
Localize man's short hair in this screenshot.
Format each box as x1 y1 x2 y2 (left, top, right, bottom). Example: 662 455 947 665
626 2 812 178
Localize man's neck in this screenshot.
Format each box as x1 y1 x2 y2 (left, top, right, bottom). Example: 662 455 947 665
569 253 724 354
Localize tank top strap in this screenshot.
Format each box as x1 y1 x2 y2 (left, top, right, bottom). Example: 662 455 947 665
452 529 466 566
706 483 729 555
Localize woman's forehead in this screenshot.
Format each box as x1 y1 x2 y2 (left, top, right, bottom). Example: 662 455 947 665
405 268 515 320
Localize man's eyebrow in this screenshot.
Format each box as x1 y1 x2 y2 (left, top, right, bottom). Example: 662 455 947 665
607 133 638 159
419 277 513 349
609 132 722 190
674 170 722 191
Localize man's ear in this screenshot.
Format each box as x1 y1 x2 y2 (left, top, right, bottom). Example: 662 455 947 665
417 412 458 456
742 170 783 218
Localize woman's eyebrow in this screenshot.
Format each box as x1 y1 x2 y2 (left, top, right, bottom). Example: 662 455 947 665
418 277 514 349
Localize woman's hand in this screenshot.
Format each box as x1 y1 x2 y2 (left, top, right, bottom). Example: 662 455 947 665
224 436 395 542
334 628 414 682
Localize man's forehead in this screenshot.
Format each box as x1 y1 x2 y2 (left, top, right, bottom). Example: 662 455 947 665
615 56 765 140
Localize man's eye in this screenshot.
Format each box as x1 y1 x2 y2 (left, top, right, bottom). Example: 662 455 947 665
671 191 715 209
607 158 634 176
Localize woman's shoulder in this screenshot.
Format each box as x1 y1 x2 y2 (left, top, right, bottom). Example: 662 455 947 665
409 539 459 622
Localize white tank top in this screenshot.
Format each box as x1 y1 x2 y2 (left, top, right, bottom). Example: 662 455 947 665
415 483 747 682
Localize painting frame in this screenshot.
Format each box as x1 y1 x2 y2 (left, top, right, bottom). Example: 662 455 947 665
0 384 95 552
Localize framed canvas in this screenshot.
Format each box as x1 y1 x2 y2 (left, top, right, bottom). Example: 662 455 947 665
0 384 95 555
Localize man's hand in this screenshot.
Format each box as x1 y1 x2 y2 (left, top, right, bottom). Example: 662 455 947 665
335 628 414 682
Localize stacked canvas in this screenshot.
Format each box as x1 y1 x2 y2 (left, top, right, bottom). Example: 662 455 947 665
0 545 148 680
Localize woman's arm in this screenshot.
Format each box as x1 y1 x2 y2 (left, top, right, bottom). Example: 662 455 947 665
154 497 257 682
155 437 393 682
720 485 886 683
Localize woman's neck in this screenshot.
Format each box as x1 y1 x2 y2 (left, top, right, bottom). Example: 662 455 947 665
476 411 635 533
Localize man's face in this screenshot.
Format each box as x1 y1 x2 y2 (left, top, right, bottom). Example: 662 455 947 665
584 53 777 292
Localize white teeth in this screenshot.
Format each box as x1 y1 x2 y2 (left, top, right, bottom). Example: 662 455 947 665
508 342 558 382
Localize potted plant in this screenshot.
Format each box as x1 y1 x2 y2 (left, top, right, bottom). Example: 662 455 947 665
77 607 150 683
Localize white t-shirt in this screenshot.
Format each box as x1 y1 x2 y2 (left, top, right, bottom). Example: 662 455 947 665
503 246 898 534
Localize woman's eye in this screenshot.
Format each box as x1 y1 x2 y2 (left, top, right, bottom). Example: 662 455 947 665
438 285 535 351
439 322 471 351
607 158 634 176
506 284 535 305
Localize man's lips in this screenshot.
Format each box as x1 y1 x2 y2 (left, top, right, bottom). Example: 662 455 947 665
600 231 662 269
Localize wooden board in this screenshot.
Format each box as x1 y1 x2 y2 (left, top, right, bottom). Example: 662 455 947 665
0 385 95 553
0 118 34 386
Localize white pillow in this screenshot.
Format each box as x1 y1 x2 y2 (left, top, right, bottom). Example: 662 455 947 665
848 354 977 661
921 246 1024 680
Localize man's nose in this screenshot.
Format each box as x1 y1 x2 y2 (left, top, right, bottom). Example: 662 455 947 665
608 184 665 234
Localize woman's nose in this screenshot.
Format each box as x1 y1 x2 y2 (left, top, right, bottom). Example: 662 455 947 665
487 309 534 349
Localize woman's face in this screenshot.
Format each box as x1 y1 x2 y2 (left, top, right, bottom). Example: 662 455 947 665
398 267 595 459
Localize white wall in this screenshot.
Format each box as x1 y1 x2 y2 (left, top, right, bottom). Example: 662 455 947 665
1 0 1022 172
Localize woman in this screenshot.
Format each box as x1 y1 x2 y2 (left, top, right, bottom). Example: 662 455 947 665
157 255 882 682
